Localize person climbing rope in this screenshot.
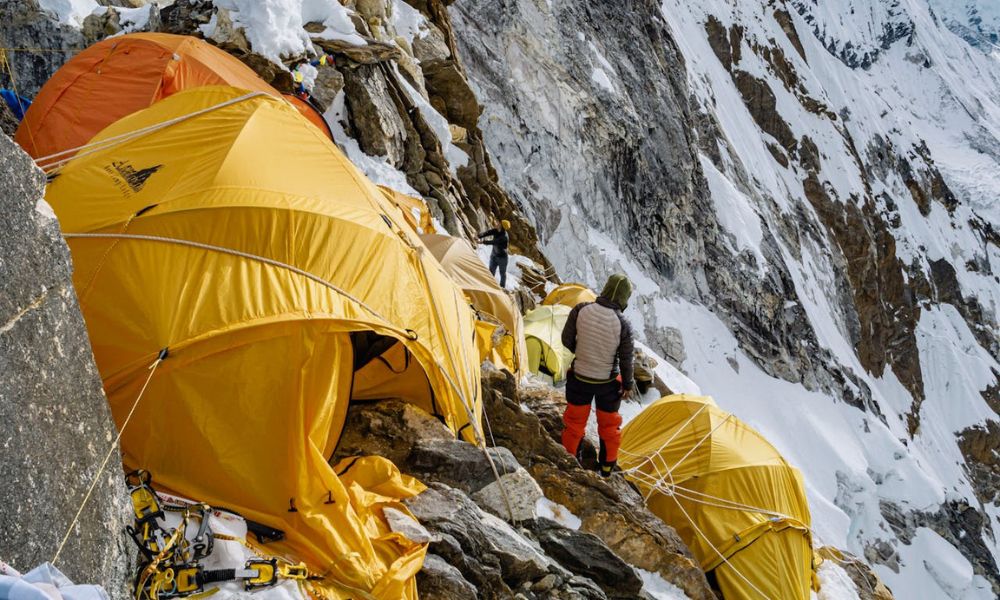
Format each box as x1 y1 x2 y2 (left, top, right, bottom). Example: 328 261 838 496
478 219 511 288
560 274 634 477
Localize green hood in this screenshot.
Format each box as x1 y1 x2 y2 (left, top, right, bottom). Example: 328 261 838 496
599 274 632 310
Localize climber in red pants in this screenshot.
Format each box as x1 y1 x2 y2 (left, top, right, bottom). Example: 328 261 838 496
560 274 635 477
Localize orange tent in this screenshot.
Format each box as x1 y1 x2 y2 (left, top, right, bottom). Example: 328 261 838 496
285 93 334 140
16 32 331 161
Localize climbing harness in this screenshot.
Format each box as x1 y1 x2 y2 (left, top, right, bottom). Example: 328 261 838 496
125 470 311 599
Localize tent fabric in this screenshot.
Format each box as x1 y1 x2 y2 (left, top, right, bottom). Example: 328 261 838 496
284 93 334 140
542 283 597 308
421 233 527 374
15 33 327 160
619 395 813 600
44 86 482 599
378 185 435 235
523 304 574 382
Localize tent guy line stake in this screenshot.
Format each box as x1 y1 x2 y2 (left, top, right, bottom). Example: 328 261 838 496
52 350 166 566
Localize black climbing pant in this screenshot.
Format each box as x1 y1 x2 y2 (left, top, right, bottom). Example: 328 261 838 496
489 254 509 288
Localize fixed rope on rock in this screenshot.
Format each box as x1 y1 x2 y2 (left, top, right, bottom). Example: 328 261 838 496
51 348 168 567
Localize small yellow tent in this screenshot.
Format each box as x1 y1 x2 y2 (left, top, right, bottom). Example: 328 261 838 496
619 395 813 600
421 233 528 375
523 305 574 382
45 86 484 599
542 283 597 308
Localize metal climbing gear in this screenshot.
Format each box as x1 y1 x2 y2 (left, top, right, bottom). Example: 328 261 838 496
125 470 312 599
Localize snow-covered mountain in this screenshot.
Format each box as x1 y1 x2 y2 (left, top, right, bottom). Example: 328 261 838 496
929 0 1000 49
453 0 1000 597
7 0 1000 598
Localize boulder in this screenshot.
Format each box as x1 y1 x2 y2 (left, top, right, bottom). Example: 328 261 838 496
418 553 478 599
526 518 644 599
473 468 545 522
413 22 451 64
81 8 123 43
333 398 454 465
313 38 403 65
310 64 346 111
0 134 133 597
408 439 521 496
341 63 413 166
421 59 481 130
407 485 550 588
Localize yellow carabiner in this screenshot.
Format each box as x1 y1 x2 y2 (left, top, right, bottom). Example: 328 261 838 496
244 559 278 590
278 562 308 581
175 566 202 595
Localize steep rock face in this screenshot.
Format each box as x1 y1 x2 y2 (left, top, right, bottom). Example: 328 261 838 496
0 133 133 597
0 1 86 97
449 0 866 399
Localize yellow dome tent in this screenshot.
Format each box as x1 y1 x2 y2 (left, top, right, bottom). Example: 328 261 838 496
619 395 813 600
523 304 574 383
542 282 597 308
44 86 484 599
421 233 528 375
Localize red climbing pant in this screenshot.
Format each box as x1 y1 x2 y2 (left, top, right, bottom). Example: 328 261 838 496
596 409 623 464
561 371 623 464
561 403 591 458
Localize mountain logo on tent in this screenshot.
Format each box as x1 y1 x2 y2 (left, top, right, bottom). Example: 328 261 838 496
106 160 163 195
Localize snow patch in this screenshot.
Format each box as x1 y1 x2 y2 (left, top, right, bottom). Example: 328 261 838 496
637 568 692 600
38 0 98 27
534 496 582 530
206 0 363 63
814 560 860 600
117 5 154 33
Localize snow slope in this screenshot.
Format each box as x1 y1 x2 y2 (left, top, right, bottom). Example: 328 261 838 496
453 0 1000 596
600 0 1000 596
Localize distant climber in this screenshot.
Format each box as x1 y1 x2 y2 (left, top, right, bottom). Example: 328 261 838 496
560 274 635 477
478 219 511 288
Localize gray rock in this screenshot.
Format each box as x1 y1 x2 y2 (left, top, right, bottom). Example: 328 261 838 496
0 0 85 97
408 439 522 496
417 553 478 599
527 519 644 599
0 133 133 598
472 467 544 522
407 484 551 584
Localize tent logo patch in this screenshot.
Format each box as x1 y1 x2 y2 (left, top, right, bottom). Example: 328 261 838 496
105 160 163 195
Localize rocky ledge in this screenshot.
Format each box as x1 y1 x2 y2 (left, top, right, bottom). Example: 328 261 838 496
333 365 715 599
